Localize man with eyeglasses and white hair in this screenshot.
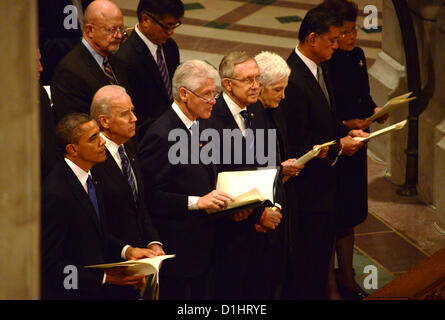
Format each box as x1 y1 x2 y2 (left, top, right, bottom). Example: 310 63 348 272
51 0 130 122
138 59 252 299
116 0 184 141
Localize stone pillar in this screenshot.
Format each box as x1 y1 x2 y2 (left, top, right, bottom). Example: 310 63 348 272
0 0 40 299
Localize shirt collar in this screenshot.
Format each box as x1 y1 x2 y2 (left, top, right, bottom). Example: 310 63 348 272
64 157 90 192
172 101 196 130
82 37 105 71
223 92 247 117
295 45 318 80
100 133 121 157
134 23 158 59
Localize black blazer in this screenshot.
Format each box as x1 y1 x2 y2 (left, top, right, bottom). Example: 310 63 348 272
116 32 180 140
280 50 350 215
51 41 130 121
38 0 93 85
40 86 58 182
138 108 216 278
41 160 126 300
91 139 161 249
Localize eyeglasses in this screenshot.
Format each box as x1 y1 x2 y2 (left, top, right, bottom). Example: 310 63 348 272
226 76 262 86
91 24 127 37
143 11 182 31
340 24 359 38
183 87 220 104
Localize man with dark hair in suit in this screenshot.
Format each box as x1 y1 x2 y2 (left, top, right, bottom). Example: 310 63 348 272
90 85 165 299
138 60 242 299
116 0 184 141
51 0 129 122
280 6 368 299
38 0 93 85
41 113 157 300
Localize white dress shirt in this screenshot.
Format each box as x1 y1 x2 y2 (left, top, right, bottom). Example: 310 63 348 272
295 45 318 80
223 92 248 136
134 23 166 65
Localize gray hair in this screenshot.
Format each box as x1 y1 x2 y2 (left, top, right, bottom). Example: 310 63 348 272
172 60 221 100
254 51 290 88
219 51 254 79
90 85 127 129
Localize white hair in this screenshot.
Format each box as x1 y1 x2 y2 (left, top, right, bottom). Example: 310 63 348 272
172 59 221 100
254 51 291 88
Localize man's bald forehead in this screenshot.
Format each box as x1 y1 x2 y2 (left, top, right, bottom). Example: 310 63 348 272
84 0 122 24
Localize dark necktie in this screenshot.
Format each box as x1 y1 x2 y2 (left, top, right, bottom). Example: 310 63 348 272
240 110 255 161
103 57 117 85
317 65 330 108
118 145 138 204
156 45 172 102
86 175 101 222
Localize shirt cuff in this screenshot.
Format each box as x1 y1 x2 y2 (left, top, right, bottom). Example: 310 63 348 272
188 196 200 210
274 203 282 210
102 272 107 284
121 244 131 260
146 241 163 248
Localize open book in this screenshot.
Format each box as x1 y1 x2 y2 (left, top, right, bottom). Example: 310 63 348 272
282 140 337 183
86 254 175 299
367 92 416 122
206 168 279 214
353 120 407 142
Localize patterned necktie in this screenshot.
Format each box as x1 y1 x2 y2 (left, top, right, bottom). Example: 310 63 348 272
86 175 101 222
156 45 172 102
240 110 255 162
103 57 117 85
317 65 330 108
118 146 138 204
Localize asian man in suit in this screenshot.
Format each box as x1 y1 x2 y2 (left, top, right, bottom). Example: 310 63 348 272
138 60 241 299
280 6 368 299
116 0 184 141
51 0 129 121
41 113 157 300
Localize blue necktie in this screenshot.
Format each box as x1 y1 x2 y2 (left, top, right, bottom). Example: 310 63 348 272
86 175 101 221
118 145 138 204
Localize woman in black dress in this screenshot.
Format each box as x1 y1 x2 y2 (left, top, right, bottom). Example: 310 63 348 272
320 0 388 299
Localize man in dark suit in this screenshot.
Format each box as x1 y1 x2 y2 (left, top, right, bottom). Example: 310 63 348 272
90 85 164 256
280 6 368 299
115 0 184 141
39 0 93 85
41 113 157 300
51 0 129 122
138 60 237 299
200 51 283 299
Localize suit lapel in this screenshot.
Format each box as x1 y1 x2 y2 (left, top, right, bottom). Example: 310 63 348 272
131 32 170 102
63 162 103 235
78 42 109 86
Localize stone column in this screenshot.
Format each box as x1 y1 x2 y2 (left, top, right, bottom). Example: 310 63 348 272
0 0 40 299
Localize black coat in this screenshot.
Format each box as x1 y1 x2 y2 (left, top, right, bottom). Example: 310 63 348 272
138 108 217 279
328 47 376 228
40 86 58 182
41 160 126 300
51 41 130 122
116 32 180 140
279 50 350 299
91 139 161 249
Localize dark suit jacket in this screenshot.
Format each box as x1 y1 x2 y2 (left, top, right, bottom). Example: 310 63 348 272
116 32 179 140
138 108 216 278
40 86 58 182
39 0 93 85
51 41 129 122
281 50 350 216
91 139 160 248
41 160 126 300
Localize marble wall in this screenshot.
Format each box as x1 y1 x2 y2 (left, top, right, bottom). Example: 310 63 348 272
0 0 40 299
368 0 445 232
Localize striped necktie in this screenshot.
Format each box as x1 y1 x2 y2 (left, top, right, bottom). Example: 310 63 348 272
118 146 138 204
103 57 117 85
156 45 172 102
